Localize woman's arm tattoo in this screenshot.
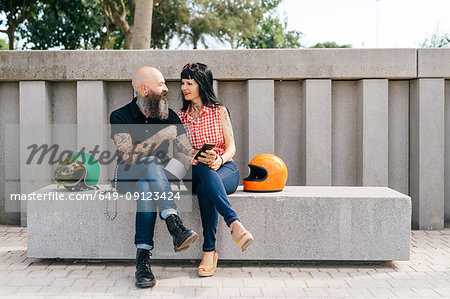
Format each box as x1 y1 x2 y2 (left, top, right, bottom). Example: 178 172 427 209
222 107 234 137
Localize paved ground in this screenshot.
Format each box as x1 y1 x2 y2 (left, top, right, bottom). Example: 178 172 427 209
0 225 449 298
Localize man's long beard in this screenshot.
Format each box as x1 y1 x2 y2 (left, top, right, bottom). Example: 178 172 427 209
137 90 169 120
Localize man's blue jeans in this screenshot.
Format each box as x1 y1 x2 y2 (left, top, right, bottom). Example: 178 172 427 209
192 161 240 252
117 157 177 250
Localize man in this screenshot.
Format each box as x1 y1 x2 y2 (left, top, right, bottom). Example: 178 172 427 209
110 66 198 288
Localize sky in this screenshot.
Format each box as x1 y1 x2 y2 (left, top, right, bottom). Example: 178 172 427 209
1 0 449 49
277 0 450 48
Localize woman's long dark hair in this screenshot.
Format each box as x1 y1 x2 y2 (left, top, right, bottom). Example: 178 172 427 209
180 63 222 110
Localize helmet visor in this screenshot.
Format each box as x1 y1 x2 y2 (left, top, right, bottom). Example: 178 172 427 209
243 164 268 182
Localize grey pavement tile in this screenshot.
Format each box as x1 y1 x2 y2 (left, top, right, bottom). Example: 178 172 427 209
304 279 329 288
367 287 395 297
346 288 374 297
434 288 450 296
239 287 262 296
217 287 240 296
390 287 418 297
172 286 196 297
303 287 329 297
9 286 40 296
242 278 266 288
156 278 181 287
1 225 450 298
260 287 284 296
283 279 307 288
194 286 218 297
327 279 350 288
0 286 19 296
221 278 244 287
281 287 306 297
411 287 442 296
200 278 222 287
326 287 352 297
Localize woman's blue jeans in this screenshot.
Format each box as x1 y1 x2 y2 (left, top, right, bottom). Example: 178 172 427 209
117 156 178 250
192 161 240 252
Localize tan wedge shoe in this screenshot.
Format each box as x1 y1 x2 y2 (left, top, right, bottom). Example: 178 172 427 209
232 230 254 252
198 250 218 277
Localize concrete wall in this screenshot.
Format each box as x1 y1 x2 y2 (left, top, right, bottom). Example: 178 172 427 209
0 49 449 229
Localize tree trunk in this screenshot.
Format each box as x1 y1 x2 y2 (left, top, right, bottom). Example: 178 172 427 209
132 0 153 49
8 30 15 50
123 30 134 49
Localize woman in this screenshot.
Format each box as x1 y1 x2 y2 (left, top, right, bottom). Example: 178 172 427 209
177 63 254 277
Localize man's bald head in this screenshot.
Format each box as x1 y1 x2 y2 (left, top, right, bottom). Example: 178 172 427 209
132 66 167 97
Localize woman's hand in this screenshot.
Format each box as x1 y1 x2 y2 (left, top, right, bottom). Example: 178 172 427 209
209 156 222 170
196 149 217 166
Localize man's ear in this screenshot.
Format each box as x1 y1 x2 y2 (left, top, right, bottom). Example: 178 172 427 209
140 85 148 97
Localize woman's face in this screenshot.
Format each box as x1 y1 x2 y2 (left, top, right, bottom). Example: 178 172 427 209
181 78 200 102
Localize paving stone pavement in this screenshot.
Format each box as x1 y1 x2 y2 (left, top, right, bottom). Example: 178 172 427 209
0 225 450 298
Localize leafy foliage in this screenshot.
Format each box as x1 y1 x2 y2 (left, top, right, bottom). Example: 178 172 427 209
0 0 36 49
244 16 302 49
19 0 106 49
0 38 9 49
151 0 190 49
310 41 351 48
3 0 302 50
421 32 450 48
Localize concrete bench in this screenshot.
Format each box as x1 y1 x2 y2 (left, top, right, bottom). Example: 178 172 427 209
27 185 411 261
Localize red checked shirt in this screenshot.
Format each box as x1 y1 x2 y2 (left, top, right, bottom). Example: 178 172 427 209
177 104 226 156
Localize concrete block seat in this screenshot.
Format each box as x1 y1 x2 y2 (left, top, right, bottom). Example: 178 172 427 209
27 185 411 261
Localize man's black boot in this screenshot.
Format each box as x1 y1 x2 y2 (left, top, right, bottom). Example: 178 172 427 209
135 248 156 288
165 214 198 252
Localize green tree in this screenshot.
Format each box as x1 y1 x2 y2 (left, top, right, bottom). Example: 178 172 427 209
20 0 167 50
99 0 191 49
421 32 450 48
310 41 351 48
176 0 217 49
211 0 283 49
100 0 154 49
151 0 189 49
244 16 301 49
20 0 106 49
0 0 36 50
0 38 9 49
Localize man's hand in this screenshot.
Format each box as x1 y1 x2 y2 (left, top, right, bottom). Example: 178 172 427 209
157 125 177 141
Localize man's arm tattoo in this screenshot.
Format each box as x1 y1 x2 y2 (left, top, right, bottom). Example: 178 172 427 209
113 133 133 162
113 132 164 165
174 134 197 157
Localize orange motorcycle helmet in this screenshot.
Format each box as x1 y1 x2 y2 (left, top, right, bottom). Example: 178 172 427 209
243 154 288 192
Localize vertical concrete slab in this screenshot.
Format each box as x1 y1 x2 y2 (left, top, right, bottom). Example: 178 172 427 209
357 79 389 186
19 81 52 226
51 82 77 165
410 79 445 230
247 80 274 160
332 81 358 186
445 80 450 223
77 81 109 183
0 83 20 225
220 82 248 182
213 80 219 99
301 80 332 186
388 81 409 195
107 82 133 180
274 81 302 185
